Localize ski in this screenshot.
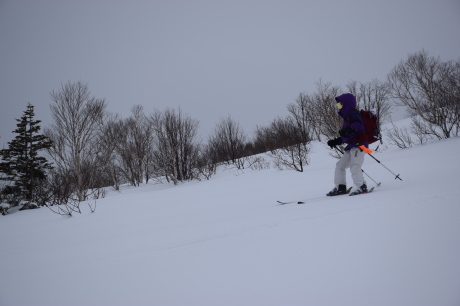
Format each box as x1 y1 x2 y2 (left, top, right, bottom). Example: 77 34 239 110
297 193 348 204
277 187 352 205
277 186 376 204
277 197 323 205
348 186 375 196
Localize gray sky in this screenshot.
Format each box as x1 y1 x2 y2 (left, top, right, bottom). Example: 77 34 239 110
1 0 459 147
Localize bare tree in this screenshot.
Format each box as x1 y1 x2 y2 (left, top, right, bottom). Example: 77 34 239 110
266 116 311 172
385 120 415 149
195 144 217 180
150 108 200 184
109 105 153 186
347 79 392 124
253 83 336 160
310 80 343 142
97 113 124 190
45 81 107 201
387 50 460 139
39 168 78 215
208 115 247 168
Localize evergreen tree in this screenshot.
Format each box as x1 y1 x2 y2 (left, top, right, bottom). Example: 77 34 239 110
0 103 53 203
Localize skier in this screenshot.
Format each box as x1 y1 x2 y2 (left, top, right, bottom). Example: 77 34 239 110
326 93 368 196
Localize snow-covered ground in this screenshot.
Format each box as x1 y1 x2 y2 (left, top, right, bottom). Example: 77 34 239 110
1 123 460 306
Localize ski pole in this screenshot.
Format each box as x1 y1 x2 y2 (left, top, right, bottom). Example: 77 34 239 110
361 169 381 186
365 153 402 181
334 147 381 186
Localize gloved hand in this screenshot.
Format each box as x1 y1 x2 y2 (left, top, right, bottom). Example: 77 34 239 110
327 137 343 149
339 125 354 137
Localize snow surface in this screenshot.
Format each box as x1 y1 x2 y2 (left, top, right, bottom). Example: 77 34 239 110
1 126 460 305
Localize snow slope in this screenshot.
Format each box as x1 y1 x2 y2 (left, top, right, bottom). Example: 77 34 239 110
1 136 460 306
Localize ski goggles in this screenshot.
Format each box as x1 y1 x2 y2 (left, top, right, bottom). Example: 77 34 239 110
336 102 343 109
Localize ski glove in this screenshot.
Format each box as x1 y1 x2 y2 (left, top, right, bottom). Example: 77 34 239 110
339 125 354 137
327 137 343 149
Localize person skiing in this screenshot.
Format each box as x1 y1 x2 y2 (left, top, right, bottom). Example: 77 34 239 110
326 93 368 196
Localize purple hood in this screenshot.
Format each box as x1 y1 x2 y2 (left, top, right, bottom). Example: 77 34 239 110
335 93 356 119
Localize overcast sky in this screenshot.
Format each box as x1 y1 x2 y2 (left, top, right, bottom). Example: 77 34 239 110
1 0 459 147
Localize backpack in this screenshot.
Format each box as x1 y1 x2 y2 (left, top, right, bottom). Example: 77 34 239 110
359 109 381 144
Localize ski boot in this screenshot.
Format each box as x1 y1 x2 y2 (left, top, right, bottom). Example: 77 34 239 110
326 184 348 196
349 183 368 196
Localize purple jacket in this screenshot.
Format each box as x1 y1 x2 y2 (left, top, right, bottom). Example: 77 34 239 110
335 93 368 151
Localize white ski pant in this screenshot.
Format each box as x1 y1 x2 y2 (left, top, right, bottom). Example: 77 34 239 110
334 147 366 188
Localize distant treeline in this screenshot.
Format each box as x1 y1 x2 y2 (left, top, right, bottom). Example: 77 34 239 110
1 50 458 214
